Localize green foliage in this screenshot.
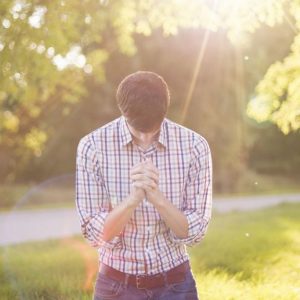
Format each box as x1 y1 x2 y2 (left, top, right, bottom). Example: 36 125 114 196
0 0 299 182
248 125 300 175
246 1 300 133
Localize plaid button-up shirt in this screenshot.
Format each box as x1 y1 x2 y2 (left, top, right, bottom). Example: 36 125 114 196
75 115 212 275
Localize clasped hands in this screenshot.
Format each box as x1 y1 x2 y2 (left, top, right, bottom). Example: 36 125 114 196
129 158 164 206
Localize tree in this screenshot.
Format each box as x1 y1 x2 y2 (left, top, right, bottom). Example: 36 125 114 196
247 24 300 133
0 0 298 182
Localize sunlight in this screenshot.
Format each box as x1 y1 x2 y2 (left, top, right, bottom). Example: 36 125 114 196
207 0 286 36
28 6 47 28
180 28 210 124
52 45 87 71
61 238 98 291
247 95 273 123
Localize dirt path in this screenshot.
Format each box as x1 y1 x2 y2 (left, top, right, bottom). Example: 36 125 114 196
1 193 299 246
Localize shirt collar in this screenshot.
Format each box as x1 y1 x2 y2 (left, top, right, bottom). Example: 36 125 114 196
119 115 167 150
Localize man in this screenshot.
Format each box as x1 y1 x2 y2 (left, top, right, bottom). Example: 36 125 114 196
75 70 213 300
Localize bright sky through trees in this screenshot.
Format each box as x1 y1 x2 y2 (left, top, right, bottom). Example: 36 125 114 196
0 0 299 179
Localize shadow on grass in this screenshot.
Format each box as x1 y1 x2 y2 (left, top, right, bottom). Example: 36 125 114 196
189 202 300 281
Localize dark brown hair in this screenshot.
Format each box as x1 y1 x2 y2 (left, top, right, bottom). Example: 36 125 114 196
116 71 170 132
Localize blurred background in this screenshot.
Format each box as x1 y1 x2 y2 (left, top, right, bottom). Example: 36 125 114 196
0 0 299 299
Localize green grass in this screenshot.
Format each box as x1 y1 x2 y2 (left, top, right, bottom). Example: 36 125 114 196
1 203 300 299
0 184 75 212
0 236 97 300
216 171 300 198
189 202 300 299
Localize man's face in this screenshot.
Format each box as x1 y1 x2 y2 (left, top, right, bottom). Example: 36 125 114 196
125 118 161 145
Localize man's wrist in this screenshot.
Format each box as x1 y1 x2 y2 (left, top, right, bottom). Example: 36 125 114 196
153 191 167 209
126 195 141 209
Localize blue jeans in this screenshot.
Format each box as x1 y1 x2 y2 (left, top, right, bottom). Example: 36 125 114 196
93 263 199 300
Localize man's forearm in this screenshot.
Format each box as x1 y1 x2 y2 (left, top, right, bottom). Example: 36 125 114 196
153 193 189 239
102 195 140 242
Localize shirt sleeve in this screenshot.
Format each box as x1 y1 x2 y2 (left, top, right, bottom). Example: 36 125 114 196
169 136 213 247
75 135 122 249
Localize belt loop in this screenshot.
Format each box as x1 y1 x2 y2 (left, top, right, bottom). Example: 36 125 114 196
162 269 168 286
124 273 129 288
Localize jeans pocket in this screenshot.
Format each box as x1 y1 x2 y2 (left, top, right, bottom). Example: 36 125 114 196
94 272 123 299
169 270 197 294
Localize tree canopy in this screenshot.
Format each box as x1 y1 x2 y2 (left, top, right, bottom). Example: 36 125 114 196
0 0 299 182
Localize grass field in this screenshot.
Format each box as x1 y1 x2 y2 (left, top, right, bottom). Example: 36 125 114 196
1 202 299 300
0 184 75 211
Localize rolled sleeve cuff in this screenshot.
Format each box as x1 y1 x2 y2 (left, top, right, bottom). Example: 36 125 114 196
169 211 209 247
82 212 122 249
